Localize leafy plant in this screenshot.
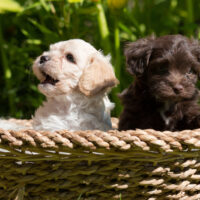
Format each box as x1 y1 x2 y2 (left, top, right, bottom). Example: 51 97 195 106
0 0 200 118
0 0 23 13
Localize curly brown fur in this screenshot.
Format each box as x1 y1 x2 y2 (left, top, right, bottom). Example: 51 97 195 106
119 35 200 131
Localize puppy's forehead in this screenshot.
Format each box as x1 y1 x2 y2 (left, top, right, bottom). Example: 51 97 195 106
151 36 192 60
49 39 97 55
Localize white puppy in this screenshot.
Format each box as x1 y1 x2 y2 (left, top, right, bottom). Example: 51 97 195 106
32 39 118 131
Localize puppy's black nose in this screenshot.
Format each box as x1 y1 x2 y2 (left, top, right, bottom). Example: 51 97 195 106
40 56 50 64
173 84 184 94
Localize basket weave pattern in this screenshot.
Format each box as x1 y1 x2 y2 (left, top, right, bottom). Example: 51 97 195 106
0 119 200 200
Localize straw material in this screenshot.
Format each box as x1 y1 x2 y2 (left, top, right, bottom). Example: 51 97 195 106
0 118 200 200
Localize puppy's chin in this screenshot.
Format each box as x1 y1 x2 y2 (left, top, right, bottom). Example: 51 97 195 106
38 82 69 97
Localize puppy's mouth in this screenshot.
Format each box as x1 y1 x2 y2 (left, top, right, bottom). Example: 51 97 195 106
41 71 59 85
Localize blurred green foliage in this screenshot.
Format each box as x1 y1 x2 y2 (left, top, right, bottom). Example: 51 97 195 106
1 0 200 119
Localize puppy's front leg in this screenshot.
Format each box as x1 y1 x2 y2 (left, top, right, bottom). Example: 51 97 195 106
180 105 200 130
188 115 200 129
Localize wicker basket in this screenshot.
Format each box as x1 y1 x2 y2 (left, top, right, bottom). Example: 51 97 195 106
0 118 200 200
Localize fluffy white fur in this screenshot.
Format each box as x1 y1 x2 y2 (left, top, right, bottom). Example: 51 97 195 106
33 93 114 131
0 119 28 131
0 39 118 131
0 119 32 131
32 39 118 131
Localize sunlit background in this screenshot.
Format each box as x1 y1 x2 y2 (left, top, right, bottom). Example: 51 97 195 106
0 0 199 118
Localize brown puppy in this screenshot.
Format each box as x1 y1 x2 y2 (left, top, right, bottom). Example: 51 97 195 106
119 35 200 131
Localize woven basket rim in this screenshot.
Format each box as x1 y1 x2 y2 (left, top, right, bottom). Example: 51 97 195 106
0 118 200 154
1 119 200 200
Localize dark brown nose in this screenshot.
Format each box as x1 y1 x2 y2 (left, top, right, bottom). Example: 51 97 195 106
173 84 184 94
40 56 50 64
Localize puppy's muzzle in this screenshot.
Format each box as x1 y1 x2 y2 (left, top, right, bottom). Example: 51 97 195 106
40 56 50 64
173 84 184 94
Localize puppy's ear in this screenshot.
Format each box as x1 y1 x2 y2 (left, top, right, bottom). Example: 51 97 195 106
125 37 154 76
78 54 118 96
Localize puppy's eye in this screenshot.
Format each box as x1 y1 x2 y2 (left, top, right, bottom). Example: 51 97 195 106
188 68 195 74
151 66 168 75
66 53 76 64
